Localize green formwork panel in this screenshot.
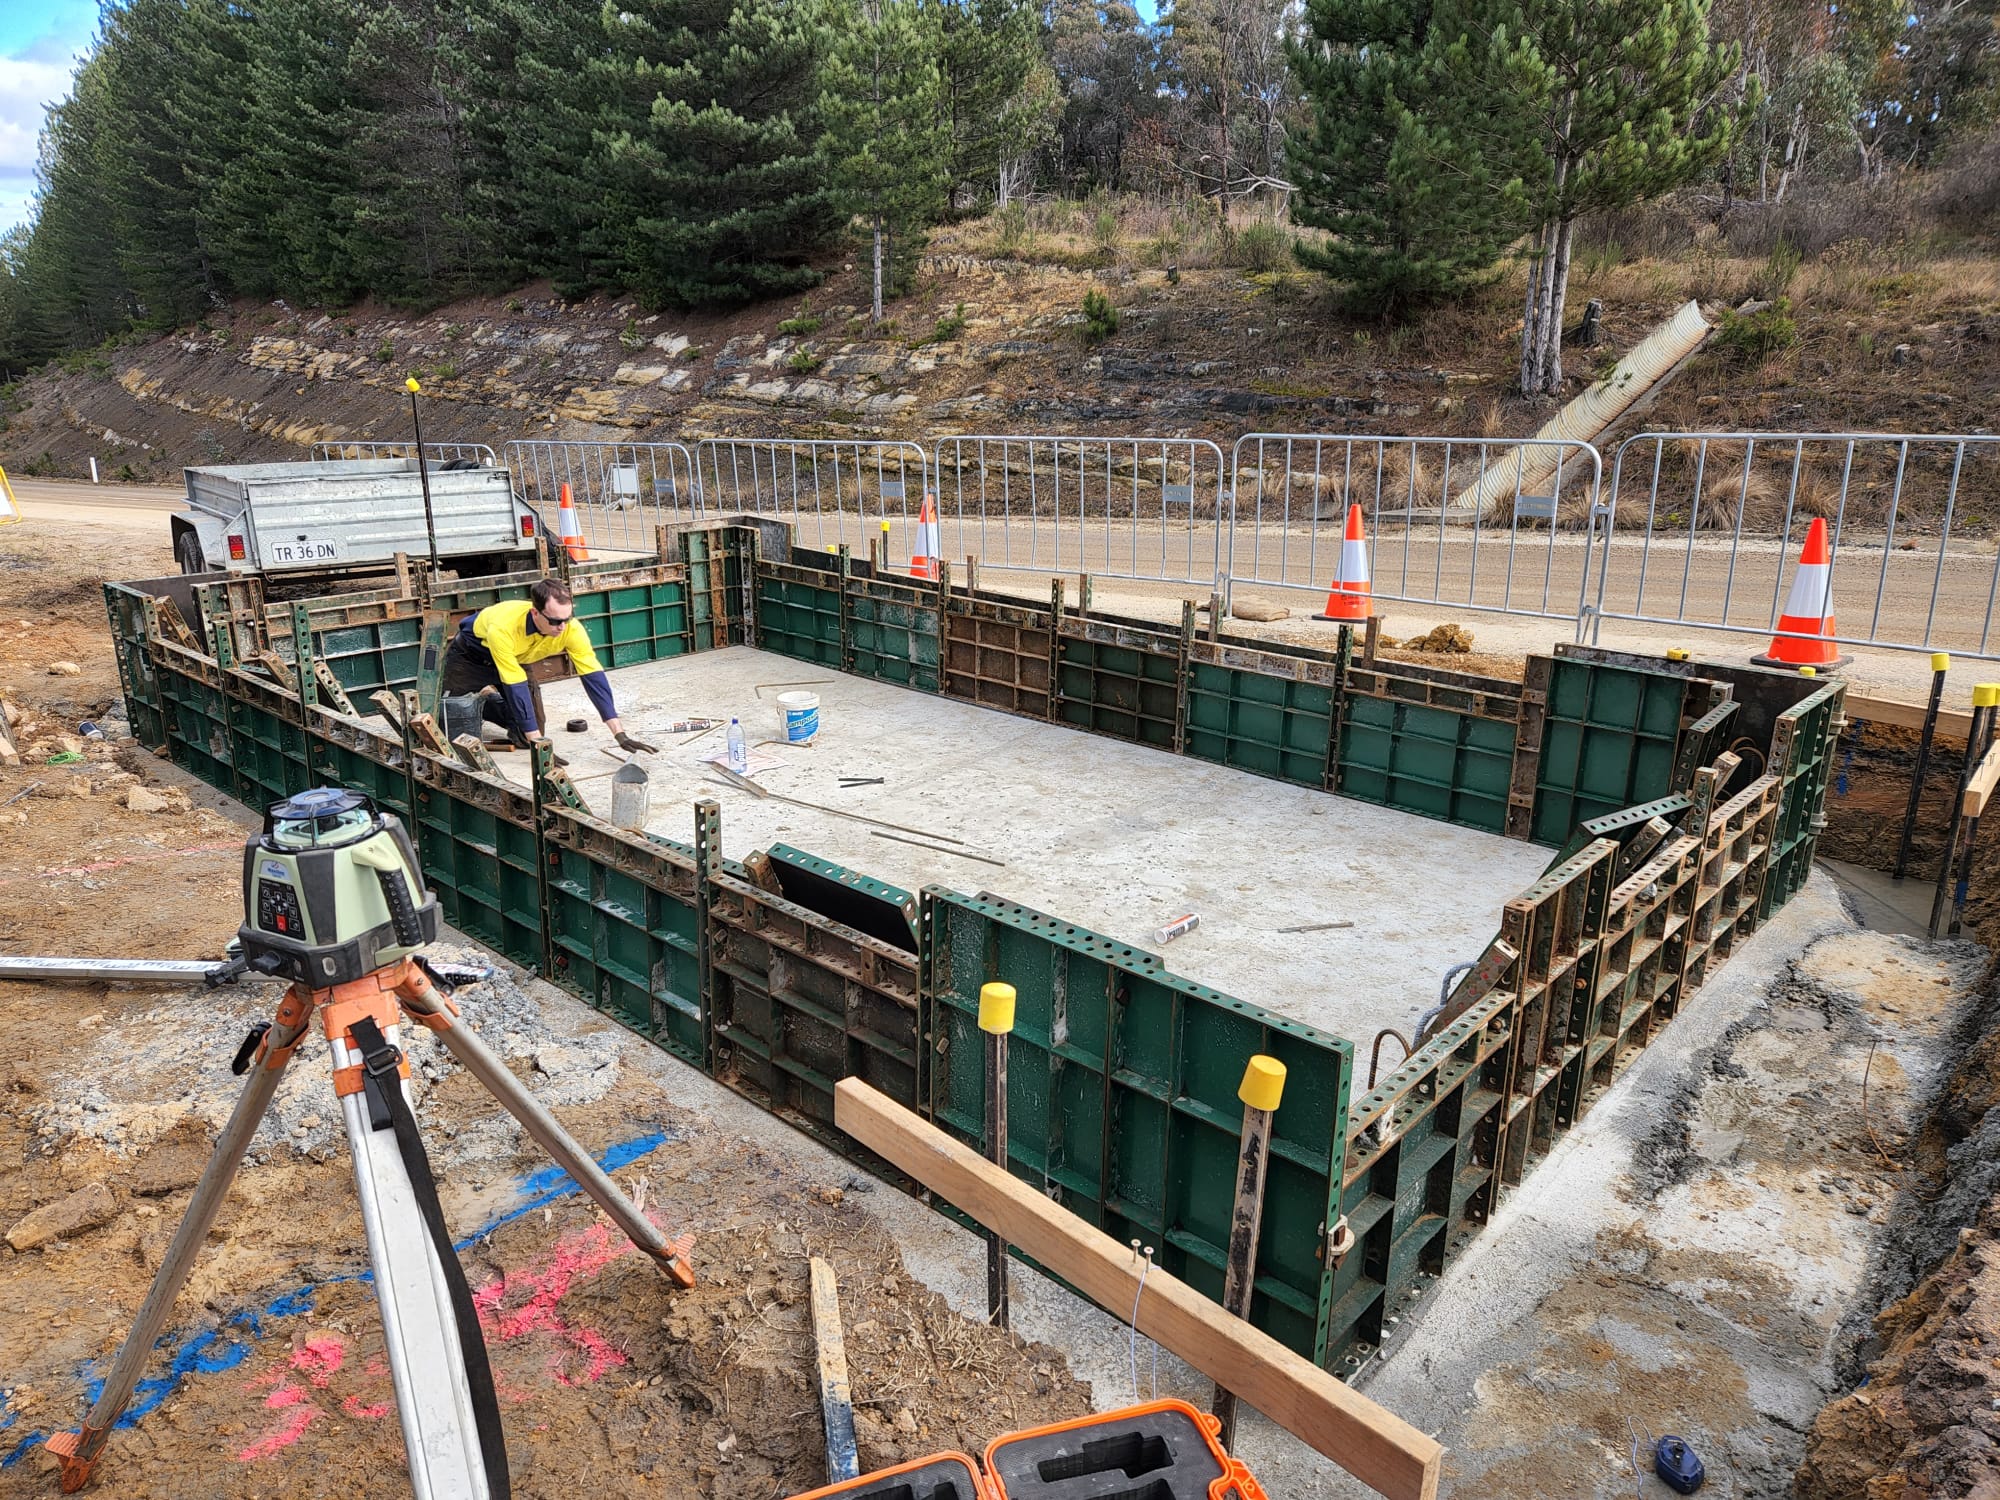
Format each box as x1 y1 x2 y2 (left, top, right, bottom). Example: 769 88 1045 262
1763 681 1844 918
681 528 741 653
224 696 310 808
923 891 1350 1363
1184 663 1334 786
548 847 704 1065
413 786 543 970
1056 638 1179 748
849 590 941 692
1530 660 1687 842
105 585 166 747
1338 696 1512 832
757 575 843 667
571 582 695 670
316 618 425 697
306 735 412 822
158 665 234 795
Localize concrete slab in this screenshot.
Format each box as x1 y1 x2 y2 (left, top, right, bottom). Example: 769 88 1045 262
530 646 1550 1045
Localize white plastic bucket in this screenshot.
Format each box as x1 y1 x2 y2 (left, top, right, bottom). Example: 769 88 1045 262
778 690 820 743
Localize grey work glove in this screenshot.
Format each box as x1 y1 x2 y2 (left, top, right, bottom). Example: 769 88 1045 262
615 733 659 754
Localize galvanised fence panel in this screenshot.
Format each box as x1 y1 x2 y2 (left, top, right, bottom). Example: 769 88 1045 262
929 436 1229 592
312 440 498 466
505 440 702 558
696 438 928 561
1590 432 2000 659
1228 434 1601 623
922 890 1353 1364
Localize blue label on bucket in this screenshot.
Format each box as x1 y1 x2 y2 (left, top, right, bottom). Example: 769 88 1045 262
784 705 819 742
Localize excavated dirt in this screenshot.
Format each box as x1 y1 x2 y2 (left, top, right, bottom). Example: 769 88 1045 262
0 523 1090 1499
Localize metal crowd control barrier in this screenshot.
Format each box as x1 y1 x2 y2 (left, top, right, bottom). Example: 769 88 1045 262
929 435 1229 589
311 440 499 466
1589 432 2000 658
694 438 929 560
503 440 701 557
1226 434 1602 622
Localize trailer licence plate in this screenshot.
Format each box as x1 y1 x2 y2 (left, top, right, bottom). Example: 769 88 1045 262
268 538 343 564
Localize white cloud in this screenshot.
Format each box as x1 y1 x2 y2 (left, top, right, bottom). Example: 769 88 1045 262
0 54 79 234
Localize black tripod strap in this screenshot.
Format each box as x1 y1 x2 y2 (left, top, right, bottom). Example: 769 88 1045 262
350 1015 511 1500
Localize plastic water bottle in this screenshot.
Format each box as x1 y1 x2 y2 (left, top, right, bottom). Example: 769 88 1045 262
726 717 747 774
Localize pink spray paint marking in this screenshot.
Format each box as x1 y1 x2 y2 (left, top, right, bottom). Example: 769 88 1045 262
234 1215 661 1460
237 1332 394 1462
472 1221 638 1387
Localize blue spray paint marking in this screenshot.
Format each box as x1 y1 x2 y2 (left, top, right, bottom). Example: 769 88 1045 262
3 1130 671 1467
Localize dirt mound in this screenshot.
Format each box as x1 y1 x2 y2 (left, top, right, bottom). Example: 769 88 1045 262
1397 622 1476 654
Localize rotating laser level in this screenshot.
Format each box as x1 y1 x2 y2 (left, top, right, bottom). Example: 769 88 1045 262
238 788 438 986
47 787 696 1499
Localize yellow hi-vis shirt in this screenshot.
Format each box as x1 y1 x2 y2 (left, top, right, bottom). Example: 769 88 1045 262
462 599 616 729
471 599 606 682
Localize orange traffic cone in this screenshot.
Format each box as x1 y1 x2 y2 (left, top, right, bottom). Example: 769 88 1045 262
557 482 591 564
1313 504 1372 622
1752 516 1848 668
909 491 941 582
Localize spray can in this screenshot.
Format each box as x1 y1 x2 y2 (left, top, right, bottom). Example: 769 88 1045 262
666 718 721 733
726 717 748 774
1153 913 1199 945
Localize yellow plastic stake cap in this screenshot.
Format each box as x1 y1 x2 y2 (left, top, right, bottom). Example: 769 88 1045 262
1932 653 1951 673
880 519 892 532
1666 648 1690 662
1976 684 2000 708
978 982 1017 1035
1799 667 1817 677
405 376 421 394
1238 1055 1287 1113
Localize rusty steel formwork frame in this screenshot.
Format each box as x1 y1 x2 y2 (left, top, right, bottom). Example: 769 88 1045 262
103 514 1842 1380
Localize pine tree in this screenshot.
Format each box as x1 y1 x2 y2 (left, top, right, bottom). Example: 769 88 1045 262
216 0 374 302
822 0 951 319
456 0 612 294
929 0 1059 211
1497 0 1743 393
1289 0 1540 312
94 0 228 329
589 0 842 308
21 56 131 350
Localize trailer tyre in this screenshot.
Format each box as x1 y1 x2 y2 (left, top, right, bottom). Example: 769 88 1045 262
176 531 206 575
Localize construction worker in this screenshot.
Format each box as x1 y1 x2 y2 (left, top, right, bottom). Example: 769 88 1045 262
441 579 656 756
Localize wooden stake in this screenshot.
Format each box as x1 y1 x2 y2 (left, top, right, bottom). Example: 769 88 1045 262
1212 1056 1283 1451
831 1079 1443 1500
981 982 1016 1331
808 1258 860 1485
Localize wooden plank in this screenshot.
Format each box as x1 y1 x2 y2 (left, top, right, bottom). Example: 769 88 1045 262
1848 691 1971 740
832 1079 1444 1500
1963 742 2000 818
807 1257 860 1485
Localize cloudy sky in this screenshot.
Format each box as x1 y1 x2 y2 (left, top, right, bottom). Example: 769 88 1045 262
3 0 97 238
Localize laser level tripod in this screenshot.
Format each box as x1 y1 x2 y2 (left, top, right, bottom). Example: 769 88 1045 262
45 790 695 1498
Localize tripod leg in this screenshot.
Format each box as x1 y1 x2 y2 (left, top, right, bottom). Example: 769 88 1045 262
395 973 695 1286
46 990 313 1492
